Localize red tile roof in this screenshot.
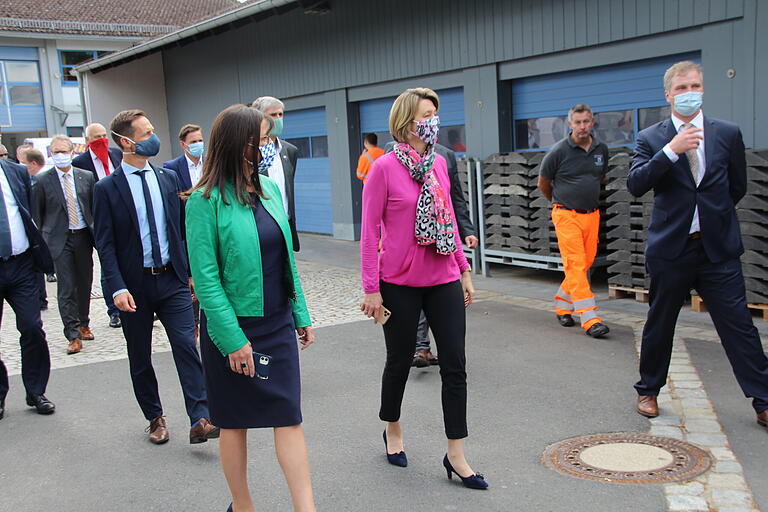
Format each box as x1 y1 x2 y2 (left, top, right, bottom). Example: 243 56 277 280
0 0 260 37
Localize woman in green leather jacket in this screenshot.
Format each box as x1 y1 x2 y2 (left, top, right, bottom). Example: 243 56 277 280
185 104 316 512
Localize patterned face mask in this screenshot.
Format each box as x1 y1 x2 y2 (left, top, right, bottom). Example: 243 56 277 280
411 115 441 145
258 141 277 174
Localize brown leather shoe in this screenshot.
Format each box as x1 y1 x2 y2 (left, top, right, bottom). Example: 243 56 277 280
636 395 659 418
757 410 768 429
189 418 220 444
77 326 94 341
412 349 429 368
147 416 169 444
66 338 82 355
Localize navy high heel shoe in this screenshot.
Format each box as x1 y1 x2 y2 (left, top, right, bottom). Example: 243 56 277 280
443 454 489 489
383 430 407 467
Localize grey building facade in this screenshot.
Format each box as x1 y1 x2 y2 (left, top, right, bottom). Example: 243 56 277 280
76 0 768 241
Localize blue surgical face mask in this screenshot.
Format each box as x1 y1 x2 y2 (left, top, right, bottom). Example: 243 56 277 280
673 91 703 117
52 153 72 169
112 131 161 157
187 141 204 158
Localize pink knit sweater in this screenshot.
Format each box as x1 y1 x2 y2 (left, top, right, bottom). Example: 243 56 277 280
360 152 470 294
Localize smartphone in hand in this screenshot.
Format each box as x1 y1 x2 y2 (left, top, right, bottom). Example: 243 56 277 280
374 306 392 325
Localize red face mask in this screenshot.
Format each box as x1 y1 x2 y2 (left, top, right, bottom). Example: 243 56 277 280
88 137 110 174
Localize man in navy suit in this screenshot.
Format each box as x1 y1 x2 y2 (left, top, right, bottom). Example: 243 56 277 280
628 61 768 429
0 152 55 419
93 109 218 444
163 123 205 336
72 122 123 329
162 123 204 192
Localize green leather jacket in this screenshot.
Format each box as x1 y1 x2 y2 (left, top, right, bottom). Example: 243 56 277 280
185 175 310 356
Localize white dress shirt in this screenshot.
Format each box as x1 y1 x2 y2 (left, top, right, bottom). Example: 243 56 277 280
56 167 87 229
267 138 289 216
89 148 114 180
0 167 30 255
662 110 705 234
185 154 203 187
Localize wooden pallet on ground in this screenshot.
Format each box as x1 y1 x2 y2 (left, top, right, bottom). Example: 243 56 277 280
608 285 649 303
690 295 768 321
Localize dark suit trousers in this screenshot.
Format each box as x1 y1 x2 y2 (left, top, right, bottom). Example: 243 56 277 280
53 231 94 341
120 271 208 424
0 252 50 396
636 238 768 413
38 272 47 306
379 280 468 439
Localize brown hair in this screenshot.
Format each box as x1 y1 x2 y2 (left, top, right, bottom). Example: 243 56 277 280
110 109 146 147
178 124 202 142
50 134 74 151
25 148 45 166
389 88 440 143
663 61 703 92
184 104 265 205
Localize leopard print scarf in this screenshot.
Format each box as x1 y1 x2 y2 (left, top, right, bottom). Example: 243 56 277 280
393 142 456 255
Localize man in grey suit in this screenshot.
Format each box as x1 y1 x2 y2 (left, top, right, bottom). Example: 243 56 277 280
32 135 96 355
251 96 300 251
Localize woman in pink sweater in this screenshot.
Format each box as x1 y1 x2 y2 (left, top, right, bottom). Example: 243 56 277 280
360 88 488 490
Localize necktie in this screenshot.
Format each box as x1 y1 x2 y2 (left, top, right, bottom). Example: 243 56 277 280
0 180 14 259
682 123 699 184
137 170 163 267
63 173 79 228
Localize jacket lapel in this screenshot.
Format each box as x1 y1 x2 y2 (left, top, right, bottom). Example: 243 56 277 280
43 169 68 215
2 162 27 212
73 169 90 216
663 118 695 187
702 116 715 184
258 175 293 246
113 166 141 234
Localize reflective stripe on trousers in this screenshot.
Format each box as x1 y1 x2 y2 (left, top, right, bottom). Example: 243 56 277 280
552 207 601 329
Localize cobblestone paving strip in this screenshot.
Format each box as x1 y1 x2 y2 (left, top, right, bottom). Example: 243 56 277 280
0 261 366 376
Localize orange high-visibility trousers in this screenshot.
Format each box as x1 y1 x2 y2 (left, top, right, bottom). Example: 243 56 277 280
552 206 601 330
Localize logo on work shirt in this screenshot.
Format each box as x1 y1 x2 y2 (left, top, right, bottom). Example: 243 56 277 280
593 154 604 167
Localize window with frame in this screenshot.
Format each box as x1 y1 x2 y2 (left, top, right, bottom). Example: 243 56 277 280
59 50 110 85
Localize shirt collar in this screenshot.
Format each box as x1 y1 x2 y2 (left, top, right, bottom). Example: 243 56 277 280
122 160 152 175
55 166 72 177
671 110 704 132
185 154 202 168
273 137 283 151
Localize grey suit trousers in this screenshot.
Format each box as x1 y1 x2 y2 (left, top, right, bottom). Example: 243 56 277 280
54 231 94 341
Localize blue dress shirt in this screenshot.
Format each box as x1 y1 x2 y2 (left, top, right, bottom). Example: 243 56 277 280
121 161 170 267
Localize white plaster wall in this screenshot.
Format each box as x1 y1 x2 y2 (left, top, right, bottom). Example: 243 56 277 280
82 52 172 163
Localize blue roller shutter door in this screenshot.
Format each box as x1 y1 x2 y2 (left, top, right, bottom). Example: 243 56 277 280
512 52 701 150
282 107 332 234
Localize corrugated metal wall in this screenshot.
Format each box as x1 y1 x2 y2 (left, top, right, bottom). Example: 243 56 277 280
163 0 743 117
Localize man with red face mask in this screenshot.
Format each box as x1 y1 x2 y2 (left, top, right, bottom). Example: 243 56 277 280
73 123 123 182
73 123 123 328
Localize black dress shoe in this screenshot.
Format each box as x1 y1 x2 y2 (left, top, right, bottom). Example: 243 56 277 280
557 314 575 327
109 313 121 328
26 394 55 414
0 396 5 420
586 323 610 338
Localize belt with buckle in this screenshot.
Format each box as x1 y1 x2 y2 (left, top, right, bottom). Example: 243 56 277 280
69 227 88 233
143 264 170 275
688 232 701 239
554 204 598 214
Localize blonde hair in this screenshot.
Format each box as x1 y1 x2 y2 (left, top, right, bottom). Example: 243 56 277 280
663 61 703 92
50 134 74 151
389 88 440 143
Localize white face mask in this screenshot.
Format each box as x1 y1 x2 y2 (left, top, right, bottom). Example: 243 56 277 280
52 153 72 169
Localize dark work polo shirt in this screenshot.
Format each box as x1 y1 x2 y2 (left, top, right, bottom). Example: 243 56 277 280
539 135 609 211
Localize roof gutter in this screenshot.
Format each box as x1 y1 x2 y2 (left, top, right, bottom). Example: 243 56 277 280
73 0 297 74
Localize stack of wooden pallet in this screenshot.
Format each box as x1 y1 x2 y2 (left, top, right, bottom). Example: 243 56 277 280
604 152 653 295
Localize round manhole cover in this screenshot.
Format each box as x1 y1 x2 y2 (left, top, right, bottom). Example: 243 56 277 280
542 433 713 484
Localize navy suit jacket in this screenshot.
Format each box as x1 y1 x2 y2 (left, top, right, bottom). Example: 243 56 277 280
162 155 193 192
628 116 747 263
71 147 122 182
92 163 189 298
0 159 54 273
